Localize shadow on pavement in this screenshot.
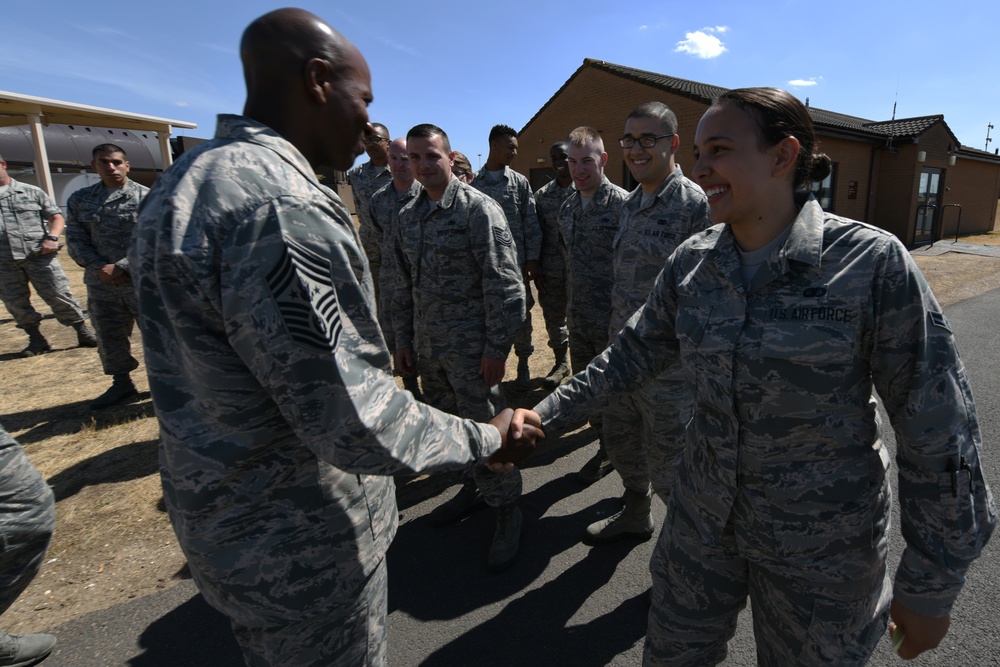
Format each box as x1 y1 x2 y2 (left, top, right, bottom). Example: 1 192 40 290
127 593 243 667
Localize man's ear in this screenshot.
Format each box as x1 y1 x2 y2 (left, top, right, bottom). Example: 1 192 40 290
304 58 332 104
600 152 608 168
669 133 680 155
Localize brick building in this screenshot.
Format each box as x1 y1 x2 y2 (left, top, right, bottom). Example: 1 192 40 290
515 59 1000 247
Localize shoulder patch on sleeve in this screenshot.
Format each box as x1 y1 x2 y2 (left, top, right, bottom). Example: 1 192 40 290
493 225 514 248
265 235 343 351
929 311 951 332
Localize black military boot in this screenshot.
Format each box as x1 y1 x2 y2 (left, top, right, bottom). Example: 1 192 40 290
514 355 531 390
90 373 138 410
19 325 51 358
73 321 98 348
542 346 570 388
577 442 614 485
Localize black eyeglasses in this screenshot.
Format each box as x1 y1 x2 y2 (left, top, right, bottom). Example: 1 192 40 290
618 134 674 149
365 137 390 146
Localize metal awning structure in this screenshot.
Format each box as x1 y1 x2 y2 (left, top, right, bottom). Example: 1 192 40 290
0 90 196 198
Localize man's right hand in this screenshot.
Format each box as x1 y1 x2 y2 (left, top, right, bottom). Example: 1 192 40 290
485 408 544 472
396 348 417 376
98 264 128 284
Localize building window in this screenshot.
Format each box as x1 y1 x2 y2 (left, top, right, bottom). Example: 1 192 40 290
807 164 836 211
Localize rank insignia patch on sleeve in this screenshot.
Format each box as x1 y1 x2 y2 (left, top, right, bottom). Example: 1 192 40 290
493 226 514 248
265 235 343 351
929 311 951 332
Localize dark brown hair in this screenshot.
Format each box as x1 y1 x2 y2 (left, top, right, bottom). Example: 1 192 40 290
714 87 831 189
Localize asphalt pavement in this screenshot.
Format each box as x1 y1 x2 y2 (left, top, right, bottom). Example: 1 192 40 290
39 286 1000 666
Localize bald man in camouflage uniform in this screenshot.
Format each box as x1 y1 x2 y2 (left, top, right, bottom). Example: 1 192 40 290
0 422 57 665
591 102 710 543
0 155 96 357
347 122 391 293
128 12 525 667
519 194 995 665
559 129 627 488
370 137 422 397
394 124 526 572
471 124 541 389
533 141 573 390
67 143 149 409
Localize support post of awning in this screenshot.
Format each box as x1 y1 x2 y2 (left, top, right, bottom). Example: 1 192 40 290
26 113 54 199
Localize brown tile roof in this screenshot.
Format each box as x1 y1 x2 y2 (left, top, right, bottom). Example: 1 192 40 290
523 59 972 151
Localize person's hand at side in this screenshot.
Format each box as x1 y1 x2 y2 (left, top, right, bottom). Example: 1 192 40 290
480 355 506 386
396 348 417 377
888 599 950 660
485 408 544 472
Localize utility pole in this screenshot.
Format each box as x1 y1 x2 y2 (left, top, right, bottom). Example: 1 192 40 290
987 123 994 152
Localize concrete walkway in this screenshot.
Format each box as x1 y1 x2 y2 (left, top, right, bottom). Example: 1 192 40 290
910 240 1000 258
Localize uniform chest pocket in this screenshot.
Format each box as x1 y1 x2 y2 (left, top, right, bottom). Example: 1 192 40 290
760 305 858 366
14 201 42 215
432 224 469 250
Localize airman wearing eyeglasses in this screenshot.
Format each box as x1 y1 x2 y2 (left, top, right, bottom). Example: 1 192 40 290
347 122 393 294
585 102 711 546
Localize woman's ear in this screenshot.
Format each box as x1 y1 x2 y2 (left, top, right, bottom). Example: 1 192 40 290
772 135 801 180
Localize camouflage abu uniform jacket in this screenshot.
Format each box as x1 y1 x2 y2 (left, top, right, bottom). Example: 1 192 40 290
346 160 391 265
0 179 61 260
128 115 500 628
471 165 541 267
609 166 710 336
391 176 525 360
369 178 421 349
558 176 628 332
67 178 148 290
533 178 574 278
536 196 995 617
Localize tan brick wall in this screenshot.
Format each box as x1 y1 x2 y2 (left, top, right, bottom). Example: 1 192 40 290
945 159 1000 237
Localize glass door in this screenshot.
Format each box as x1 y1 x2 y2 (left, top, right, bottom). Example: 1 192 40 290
914 167 943 245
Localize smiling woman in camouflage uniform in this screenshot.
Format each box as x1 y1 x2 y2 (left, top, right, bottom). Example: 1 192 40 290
512 87 995 666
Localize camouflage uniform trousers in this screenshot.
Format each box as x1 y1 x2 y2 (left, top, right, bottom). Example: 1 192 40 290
0 424 56 616
600 368 688 502
644 468 889 666
568 320 607 440
87 283 140 376
232 557 388 667
536 269 568 350
514 281 535 359
420 355 522 507
0 254 86 328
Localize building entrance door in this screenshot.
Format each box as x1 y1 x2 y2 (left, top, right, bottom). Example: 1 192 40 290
914 167 943 245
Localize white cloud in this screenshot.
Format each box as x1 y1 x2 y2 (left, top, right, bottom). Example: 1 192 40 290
674 30 728 59
788 77 823 87
639 25 648 31
714 25 729 33
174 101 190 107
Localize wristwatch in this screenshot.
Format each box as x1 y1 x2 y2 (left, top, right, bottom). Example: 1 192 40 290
44 234 60 242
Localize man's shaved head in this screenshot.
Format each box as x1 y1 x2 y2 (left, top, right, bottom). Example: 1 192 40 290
241 8 346 97
240 8 373 170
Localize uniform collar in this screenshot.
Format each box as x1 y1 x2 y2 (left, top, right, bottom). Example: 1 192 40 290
628 165 684 211
214 114 324 193
696 193 825 293
415 175 461 211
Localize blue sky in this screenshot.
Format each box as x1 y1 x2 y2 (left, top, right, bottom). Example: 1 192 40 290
2 1 997 168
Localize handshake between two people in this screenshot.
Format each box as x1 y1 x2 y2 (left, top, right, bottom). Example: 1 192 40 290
485 408 544 473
